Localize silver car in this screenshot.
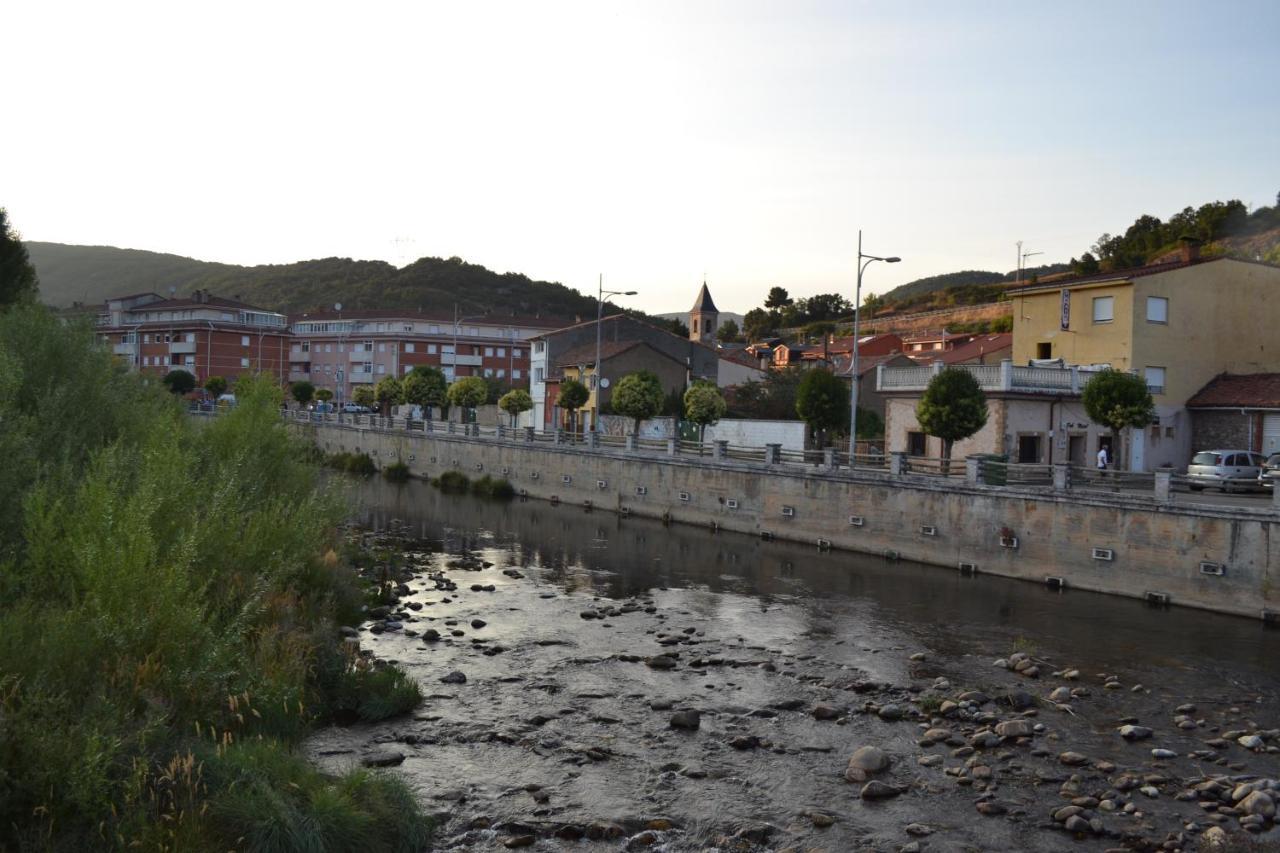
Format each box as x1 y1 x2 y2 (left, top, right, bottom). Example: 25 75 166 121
1186 449 1266 492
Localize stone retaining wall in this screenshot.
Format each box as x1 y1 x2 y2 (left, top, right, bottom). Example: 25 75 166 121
301 421 1280 622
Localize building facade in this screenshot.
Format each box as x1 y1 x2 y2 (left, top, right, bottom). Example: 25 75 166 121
98 290 289 385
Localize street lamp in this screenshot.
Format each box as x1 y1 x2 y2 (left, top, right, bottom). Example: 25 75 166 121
849 230 900 458
594 274 638 433
451 303 486 383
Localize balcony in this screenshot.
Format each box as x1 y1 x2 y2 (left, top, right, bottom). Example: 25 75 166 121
112 342 136 356
168 341 197 354
288 370 312 382
290 349 312 362
877 360 1103 395
348 349 376 362
442 353 483 367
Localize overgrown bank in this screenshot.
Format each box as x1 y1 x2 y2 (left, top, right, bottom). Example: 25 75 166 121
0 305 430 851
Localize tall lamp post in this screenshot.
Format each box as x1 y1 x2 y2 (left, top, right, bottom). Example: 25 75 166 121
451 303 486 383
849 230 900 458
594 274 638 433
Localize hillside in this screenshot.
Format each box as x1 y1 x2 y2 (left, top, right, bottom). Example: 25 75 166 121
26 242 603 321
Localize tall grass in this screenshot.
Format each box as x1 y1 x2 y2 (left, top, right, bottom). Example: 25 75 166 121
0 304 430 850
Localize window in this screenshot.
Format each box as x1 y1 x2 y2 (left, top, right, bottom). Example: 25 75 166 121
484 347 494 357
240 357 250 367
497 347 506 358
376 364 386 374
1092 296 1114 323
533 341 545 354
184 356 195 366
302 341 310 352
1036 342 1052 359
513 369 522 380
241 335 250 346
442 344 454 355
1147 296 1168 323
693 319 699 334
427 344 438 355
534 367 544 382
185 332 195 343
404 365 413 374
143 334 151 343
404 343 415 353
377 343 386 353
1144 366 1166 394
429 325 440 334
907 431 927 456
514 348 523 359
468 327 478 336
483 368 494 378
497 369 506 379
403 324 413 332
338 344 345 353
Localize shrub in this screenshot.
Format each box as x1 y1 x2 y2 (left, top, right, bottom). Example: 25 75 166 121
326 451 377 476
382 461 411 482
471 475 515 500
432 470 471 492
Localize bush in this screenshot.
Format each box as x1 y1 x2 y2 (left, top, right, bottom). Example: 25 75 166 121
382 461 411 482
432 469 471 492
471 475 515 500
326 451 377 476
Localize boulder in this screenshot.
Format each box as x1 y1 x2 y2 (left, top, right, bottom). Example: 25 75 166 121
845 746 890 782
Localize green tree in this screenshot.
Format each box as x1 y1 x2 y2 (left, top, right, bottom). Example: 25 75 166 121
556 378 590 434
290 380 315 406
916 368 989 472
402 366 447 418
666 317 690 337
0 208 38 308
352 385 376 408
498 388 533 427
683 382 726 441
611 371 664 435
1081 368 1155 470
742 307 777 341
795 368 848 448
314 388 334 403
374 375 403 414
764 286 792 309
446 376 487 423
204 375 228 399
716 319 742 343
856 407 884 440
161 369 196 395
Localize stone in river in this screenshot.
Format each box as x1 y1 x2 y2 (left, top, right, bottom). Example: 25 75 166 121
646 655 678 670
994 719 1033 738
812 704 840 720
859 780 901 800
502 836 535 849
845 745 890 782
1118 724 1152 740
1238 734 1265 750
1240 791 1276 819
471 619 486 629
669 710 701 730
440 670 467 684
1058 751 1088 766
877 704 903 721
361 747 405 767
1151 748 1178 760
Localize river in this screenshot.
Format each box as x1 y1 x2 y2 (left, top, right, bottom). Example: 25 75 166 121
305 477 1280 852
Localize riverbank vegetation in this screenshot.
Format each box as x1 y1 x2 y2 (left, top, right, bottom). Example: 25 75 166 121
0 304 430 850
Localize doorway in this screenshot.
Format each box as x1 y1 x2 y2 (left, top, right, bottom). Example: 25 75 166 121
1068 434 1086 468
1017 434 1042 464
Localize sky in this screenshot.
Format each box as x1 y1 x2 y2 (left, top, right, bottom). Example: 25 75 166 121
5 0 1279 314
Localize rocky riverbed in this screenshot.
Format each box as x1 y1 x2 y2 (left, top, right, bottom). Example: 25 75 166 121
305 482 1280 852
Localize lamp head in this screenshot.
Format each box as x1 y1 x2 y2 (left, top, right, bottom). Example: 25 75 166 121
885 257 901 263
623 290 638 295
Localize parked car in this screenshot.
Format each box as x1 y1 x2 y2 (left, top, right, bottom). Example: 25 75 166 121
1258 453 1280 489
312 401 335 414
341 402 371 414
1186 449 1266 492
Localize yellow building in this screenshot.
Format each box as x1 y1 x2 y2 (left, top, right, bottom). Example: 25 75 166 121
1008 248 1280 469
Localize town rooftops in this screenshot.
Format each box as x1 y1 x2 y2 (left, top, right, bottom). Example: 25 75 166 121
691 282 718 313
290 306 566 328
554 339 687 370
1187 373 1280 410
131 293 279 313
911 333 1012 365
1003 254 1280 296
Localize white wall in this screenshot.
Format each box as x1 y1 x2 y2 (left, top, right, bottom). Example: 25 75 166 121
716 358 766 387
702 419 807 450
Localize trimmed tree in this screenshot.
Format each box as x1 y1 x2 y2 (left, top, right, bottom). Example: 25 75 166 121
683 382 727 442
204 375 228 399
795 368 847 449
374 375 403 415
915 368 988 473
611 371 664 436
557 378 590 435
1081 368 1155 471
290 380 315 406
446 376 488 423
402 366 447 419
161 369 196 395
314 388 333 403
351 385 376 408
498 389 533 427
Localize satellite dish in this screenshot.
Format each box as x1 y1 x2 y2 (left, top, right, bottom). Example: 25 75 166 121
599 378 611 389
334 302 343 312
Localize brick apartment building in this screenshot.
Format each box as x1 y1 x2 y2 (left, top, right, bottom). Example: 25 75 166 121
98 290 289 384
287 308 565 402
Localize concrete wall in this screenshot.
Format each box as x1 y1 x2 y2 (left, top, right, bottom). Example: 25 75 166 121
701 418 808 451
301 421 1280 621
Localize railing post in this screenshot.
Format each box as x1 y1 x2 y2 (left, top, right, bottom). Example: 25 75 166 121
823 448 836 470
497 424 505 439
553 428 563 445
713 440 728 461
1053 462 1071 491
1070 365 1080 393
666 438 677 457
524 426 535 443
1000 359 1014 391
587 431 599 449
889 451 906 476
626 434 638 452
875 363 886 392
931 362 944 379
1154 470 1172 504
1272 483 1280 512
965 455 983 485
766 443 782 465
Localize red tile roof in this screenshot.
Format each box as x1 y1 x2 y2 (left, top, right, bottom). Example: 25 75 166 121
1004 254 1280 295
1187 373 1280 409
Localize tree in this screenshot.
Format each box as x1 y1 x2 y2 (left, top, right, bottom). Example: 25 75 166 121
314 388 334 403
446 376 488 422
611 371 664 435
290 380 315 406
666 317 690 338
498 388 533 426
1081 369 1155 470
161 369 196 395
915 368 988 473
795 369 848 448
556 378 590 434
1069 252 1101 276
0 208 38 308
742 307 777 341
764 286 792 309
683 382 726 441
374 375 403 414
204 375 228 399
716 319 742 343
352 385 376 408
402 366 447 418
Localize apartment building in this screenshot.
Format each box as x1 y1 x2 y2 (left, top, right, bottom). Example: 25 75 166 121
287 308 564 402
98 290 289 383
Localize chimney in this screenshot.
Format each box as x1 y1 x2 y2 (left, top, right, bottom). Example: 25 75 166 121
1179 236 1202 264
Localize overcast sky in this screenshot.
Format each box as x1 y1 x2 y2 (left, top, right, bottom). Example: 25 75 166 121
6 0 1278 314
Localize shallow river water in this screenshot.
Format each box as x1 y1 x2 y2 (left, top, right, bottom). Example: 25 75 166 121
305 478 1280 852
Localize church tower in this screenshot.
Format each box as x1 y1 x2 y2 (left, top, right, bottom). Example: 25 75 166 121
689 280 719 345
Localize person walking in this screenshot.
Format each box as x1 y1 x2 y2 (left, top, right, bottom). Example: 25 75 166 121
1096 445 1109 471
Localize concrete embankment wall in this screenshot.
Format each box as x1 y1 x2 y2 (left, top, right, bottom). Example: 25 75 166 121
302 422 1280 622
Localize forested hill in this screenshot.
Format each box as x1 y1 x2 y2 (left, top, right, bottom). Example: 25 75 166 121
26 242 602 320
